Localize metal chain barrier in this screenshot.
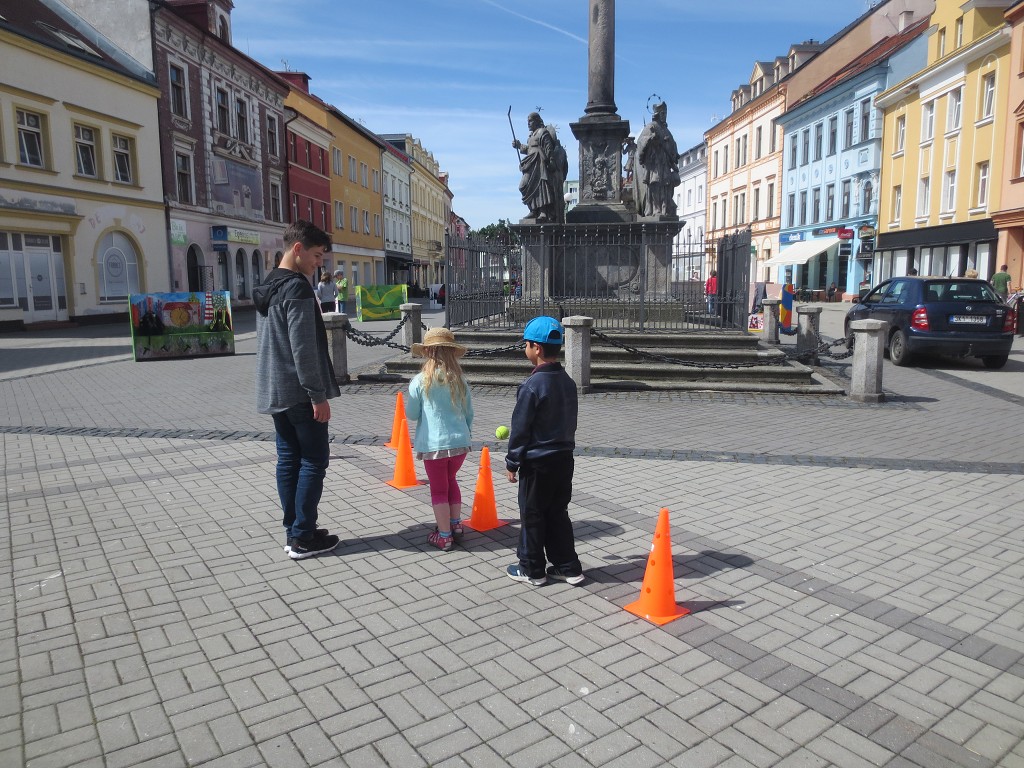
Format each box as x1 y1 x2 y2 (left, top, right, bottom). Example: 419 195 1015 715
590 328 786 369
344 314 411 352
464 341 525 358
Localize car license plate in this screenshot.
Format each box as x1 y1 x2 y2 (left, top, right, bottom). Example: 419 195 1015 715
950 315 986 324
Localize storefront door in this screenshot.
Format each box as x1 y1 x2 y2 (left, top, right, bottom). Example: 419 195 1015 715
25 244 67 323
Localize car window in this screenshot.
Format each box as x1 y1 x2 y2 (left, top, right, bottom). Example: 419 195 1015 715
924 282 945 303
944 282 998 302
880 280 910 305
862 283 889 304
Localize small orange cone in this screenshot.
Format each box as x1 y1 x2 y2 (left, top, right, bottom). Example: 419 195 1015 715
464 447 508 531
624 508 690 625
385 418 421 489
384 392 406 449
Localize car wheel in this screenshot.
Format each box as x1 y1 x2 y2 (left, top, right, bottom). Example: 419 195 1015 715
889 329 912 366
844 321 854 351
982 354 1009 369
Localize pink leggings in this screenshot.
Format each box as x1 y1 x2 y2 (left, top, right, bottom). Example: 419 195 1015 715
423 454 468 505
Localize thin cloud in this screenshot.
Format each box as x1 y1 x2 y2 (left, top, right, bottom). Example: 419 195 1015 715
479 0 587 45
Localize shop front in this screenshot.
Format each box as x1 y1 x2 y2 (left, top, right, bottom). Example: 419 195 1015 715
874 219 998 283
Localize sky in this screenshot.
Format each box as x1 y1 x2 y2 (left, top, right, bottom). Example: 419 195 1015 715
231 0 880 230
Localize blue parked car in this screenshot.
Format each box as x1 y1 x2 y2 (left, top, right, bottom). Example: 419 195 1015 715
844 276 1015 369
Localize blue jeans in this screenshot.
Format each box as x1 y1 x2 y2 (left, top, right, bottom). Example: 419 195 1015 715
272 402 329 540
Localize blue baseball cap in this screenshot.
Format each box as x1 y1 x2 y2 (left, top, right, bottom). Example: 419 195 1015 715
523 316 564 345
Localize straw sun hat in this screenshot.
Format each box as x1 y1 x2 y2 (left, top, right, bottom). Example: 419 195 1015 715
411 327 467 357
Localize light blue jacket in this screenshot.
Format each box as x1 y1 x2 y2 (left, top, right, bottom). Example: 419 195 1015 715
405 373 473 453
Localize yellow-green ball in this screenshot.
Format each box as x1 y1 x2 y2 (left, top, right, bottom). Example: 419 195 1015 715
495 426 510 439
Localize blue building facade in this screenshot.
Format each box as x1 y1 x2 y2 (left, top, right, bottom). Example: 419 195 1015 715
773 26 927 299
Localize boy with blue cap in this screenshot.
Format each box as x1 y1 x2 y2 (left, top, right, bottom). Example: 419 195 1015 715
504 316 584 586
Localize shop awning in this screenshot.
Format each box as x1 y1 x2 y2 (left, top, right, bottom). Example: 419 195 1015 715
762 236 840 267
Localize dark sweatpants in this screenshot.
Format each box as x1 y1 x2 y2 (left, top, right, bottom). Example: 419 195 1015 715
516 452 582 579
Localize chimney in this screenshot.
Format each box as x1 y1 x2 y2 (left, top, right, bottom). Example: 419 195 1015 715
898 11 914 32
277 71 311 94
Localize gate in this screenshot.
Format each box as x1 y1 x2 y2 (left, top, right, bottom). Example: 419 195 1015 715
444 234 515 328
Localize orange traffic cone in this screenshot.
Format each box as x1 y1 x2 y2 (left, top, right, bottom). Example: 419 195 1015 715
384 392 406 449
464 447 508 531
624 508 690 625
385 418 421 489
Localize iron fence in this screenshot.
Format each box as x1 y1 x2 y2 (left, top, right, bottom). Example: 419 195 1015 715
445 226 751 332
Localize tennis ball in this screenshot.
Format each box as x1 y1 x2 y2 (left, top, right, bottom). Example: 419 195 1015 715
495 425 510 439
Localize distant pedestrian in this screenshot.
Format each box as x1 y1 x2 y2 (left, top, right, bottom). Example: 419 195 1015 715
992 264 1011 299
316 271 338 313
334 270 349 314
253 220 340 560
705 270 718 314
406 328 474 551
827 282 837 303
908 268 918 276
505 316 583 587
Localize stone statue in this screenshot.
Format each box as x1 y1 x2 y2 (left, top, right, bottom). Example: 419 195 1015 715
513 112 569 223
634 102 680 217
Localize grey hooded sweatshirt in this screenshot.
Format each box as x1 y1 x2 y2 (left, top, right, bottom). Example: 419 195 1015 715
253 268 340 414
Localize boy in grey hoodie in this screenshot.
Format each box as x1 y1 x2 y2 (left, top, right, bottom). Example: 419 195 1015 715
253 221 341 560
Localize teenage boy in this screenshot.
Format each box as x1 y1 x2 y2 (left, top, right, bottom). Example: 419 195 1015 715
254 220 341 560
504 316 584 586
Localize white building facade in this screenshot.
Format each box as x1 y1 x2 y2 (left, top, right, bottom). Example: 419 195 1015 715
673 142 707 280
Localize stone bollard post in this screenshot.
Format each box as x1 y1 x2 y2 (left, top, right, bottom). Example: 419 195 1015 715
562 315 594 394
849 319 887 403
796 305 822 365
761 299 780 344
400 303 423 352
322 313 351 384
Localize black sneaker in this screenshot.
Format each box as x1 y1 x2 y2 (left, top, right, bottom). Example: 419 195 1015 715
546 566 585 585
506 564 546 586
287 532 340 560
284 527 329 554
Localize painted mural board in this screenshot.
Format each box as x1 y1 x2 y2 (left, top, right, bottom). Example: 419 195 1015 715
355 284 408 321
129 291 234 360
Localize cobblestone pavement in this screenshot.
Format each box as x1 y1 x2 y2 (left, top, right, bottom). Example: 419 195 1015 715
1 309 1022 767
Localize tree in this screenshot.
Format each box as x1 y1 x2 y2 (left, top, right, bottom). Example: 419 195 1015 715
470 219 519 244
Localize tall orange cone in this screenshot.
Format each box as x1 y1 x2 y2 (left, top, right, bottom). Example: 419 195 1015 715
385 418 421 489
624 508 690 625
384 392 406 449
464 447 508 531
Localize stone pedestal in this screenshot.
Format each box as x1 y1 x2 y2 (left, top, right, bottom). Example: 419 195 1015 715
796 306 822 365
563 316 594 393
762 299 780 344
850 319 887 403
400 303 423 349
322 313 351 384
568 115 632 224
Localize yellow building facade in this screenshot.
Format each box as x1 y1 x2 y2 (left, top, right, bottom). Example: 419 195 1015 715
875 0 1012 279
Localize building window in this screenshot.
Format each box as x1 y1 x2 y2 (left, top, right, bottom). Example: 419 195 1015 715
235 100 248 143
175 152 193 204
938 27 946 58
841 179 851 219
74 125 98 177
766 183 774 218
861 180 872 216
291 193 299 221
859 99 871 142
373 169 380 192
304 142 310 168
16 109 45 167
321 202 328 230
722 145 728 173
799 191 807 225
98 231 140 302
216 89 229 134
811 188 821 224
289 133 297 162
350 205 357 231
788 137 797 170
169 64 187 117
306 199 313 221
976 162 989 207
713 150 719 177
943 170 956 211
922 101 935 141
267 115 279 157
892 185 902 221
733 193 745 225
813 123 823 161
752 187 760 221
335 201 344 228
801 129 810 165
270 181 282 222
827 116 837 156
332 147 342 175
770 126 777 153
895 115 906 153
825 184 835 221
787 194 795 227
360 162 368 187
955 17 963 49
374 213 381 236
981 73 995 120
947 88 962 132
112 135 134 184
363 210 370 234
918 177 930 217
754 126 762 160
711 201 718 229
844 108 855 149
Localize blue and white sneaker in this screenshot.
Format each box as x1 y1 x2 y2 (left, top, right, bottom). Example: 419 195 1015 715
506 564 546 586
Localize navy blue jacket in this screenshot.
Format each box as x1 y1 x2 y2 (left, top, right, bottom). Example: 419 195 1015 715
505 362 577 473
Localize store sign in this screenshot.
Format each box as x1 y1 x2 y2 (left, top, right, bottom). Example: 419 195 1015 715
839 243 852 256
780 232 804 244
227 227 261 245
858 225 876 239
837 228 854 240
170 219 187 246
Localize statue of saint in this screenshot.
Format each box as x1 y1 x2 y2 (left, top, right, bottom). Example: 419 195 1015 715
634 102 680 217
513 112 568 223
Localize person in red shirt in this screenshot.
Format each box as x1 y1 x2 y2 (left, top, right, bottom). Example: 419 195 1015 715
704 271 718 314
